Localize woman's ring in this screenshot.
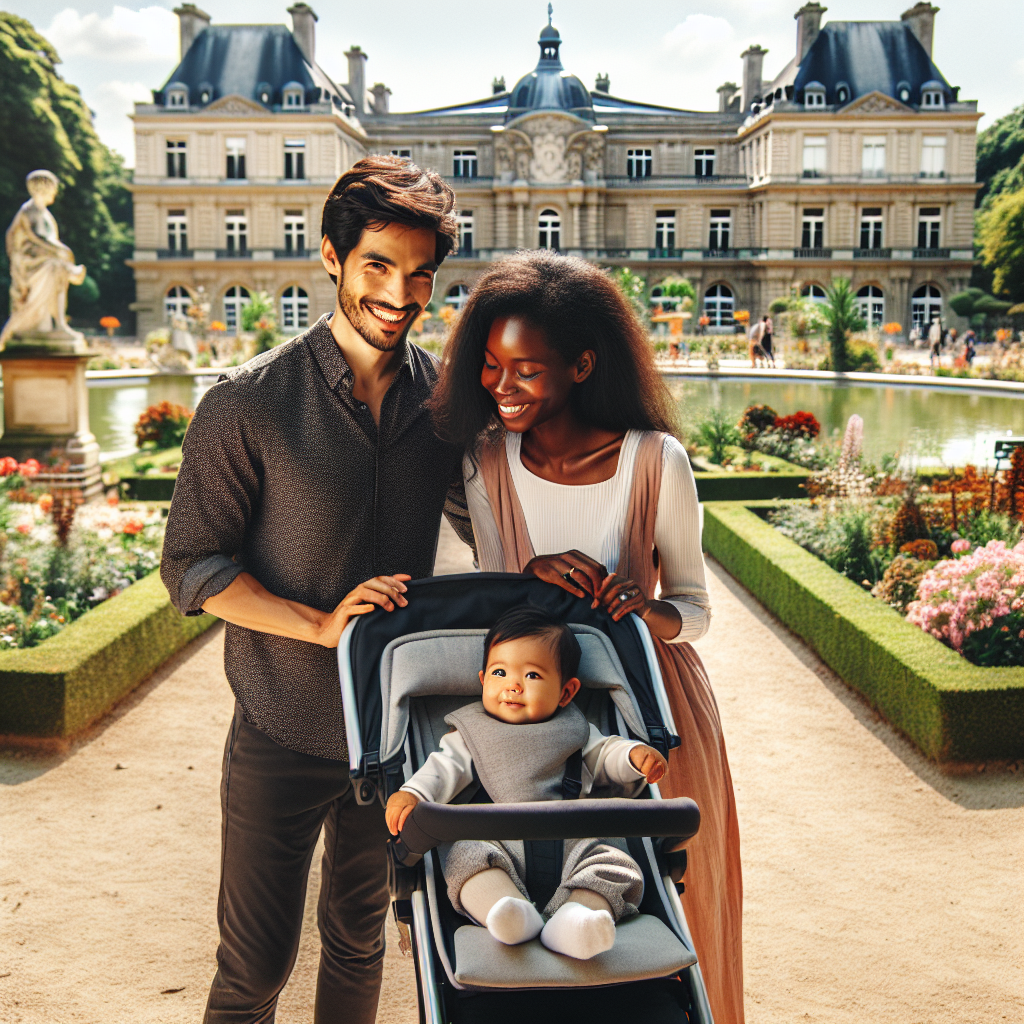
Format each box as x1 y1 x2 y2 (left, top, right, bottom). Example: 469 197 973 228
562 567 577 582
619 588 638 602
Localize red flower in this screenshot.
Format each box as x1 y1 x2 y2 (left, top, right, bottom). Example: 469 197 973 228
122 519 145 535
38 493 54 512
773 411 821 439
16 523 31 534
18 459 41 478
0 457 19 476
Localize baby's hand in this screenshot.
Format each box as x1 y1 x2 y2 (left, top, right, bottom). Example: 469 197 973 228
629 744 668 784
385 790 420 835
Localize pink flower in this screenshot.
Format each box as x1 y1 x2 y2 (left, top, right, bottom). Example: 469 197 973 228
16 523 31 535
951 538 971 554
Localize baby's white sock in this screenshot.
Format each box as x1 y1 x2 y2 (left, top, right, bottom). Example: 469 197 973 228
540 901 616 960
485 895 544 945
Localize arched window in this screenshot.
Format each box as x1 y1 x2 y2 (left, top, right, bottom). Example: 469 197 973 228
223 285 251 332
280 286 309 330
445 284 470 311
835 81 851 105
800 283 828 305
538 209 561 250
856 285 884 327
912 284 942 330
164 285 192 321
703 284 733 327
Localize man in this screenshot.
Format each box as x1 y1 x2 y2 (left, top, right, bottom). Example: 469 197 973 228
748 315 766 368
160 156 473 1024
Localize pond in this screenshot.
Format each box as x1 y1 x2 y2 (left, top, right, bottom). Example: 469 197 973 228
667 376 1024 468
61 373 1024 468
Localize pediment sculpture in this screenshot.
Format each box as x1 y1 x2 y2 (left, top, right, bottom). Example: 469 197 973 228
843 91 911 114
202 94 266 115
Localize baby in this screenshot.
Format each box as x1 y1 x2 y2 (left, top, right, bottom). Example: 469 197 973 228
386 607 668 960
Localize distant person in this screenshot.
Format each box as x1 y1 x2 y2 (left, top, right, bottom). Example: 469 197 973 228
909 325 921 348
748 317 766 368
963 329 977 366
761 314 775 368
928 318 943 370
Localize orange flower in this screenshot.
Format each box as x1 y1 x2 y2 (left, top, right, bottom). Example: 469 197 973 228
106 490 120 507
122 519 145 535
16 523 31 535
38 493 53 512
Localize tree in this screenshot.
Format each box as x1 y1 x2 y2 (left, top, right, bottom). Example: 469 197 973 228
610 267 648 325
977 189 1024 303
820 279 865 373
0 14 134 329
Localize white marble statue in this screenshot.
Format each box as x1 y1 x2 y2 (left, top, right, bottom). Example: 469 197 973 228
1 169 87 347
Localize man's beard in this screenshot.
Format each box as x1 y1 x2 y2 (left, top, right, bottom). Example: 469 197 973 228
338 278 417 353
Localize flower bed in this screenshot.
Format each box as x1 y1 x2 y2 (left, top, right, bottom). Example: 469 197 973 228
702 500 1023 763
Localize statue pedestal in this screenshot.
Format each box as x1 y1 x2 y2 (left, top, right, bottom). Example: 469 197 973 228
0 336 102 500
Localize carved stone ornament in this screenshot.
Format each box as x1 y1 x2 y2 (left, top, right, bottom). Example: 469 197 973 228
843 90 910 114
202 94 267 115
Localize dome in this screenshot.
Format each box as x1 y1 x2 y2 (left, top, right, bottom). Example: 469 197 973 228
506 14 593 121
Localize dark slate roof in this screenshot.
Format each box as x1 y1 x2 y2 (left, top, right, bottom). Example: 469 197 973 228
793 22 952 106
154 25 349 110
506 22 593 122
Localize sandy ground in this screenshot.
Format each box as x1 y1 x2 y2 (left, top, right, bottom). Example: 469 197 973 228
1 520 1021 1023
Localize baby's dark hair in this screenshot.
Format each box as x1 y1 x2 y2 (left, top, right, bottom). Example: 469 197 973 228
482 607 582 682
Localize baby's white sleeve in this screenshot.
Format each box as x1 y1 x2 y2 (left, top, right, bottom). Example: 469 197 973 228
400 730 475 805
583 725 646 795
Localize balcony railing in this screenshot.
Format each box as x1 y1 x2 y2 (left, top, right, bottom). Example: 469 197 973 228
649 248 683 259
794 247 832 259
604 174 748 187
216 248 251 259
273 248 312 259
853 248 892 259
157 248 193 259
703 248 739 258
913 247 951 258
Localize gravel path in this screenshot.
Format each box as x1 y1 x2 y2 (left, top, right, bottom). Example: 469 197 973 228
1 521 1020 1023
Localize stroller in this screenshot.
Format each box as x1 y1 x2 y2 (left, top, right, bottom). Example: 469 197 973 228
339 573 714 1024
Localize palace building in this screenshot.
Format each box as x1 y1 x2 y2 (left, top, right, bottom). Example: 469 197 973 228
129 2 979 338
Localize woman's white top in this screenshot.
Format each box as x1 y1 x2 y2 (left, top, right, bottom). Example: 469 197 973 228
463 430 711 643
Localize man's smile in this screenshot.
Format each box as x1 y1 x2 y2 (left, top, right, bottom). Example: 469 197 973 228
363 300 412 327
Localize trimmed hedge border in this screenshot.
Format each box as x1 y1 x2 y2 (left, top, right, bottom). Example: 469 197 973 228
0 571 216 741
693 471 809 502
702 501 1023 763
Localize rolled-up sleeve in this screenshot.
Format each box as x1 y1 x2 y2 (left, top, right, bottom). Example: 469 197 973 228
160 379 259 616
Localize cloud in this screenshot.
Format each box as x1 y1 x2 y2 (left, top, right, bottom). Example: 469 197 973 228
42 5 177 62
90 80 151 164
662 14 736 61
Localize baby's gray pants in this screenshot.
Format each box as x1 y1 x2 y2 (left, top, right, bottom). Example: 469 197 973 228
443 838 644 922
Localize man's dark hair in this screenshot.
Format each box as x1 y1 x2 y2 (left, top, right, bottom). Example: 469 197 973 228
429 250 678 449
482 607 582 683
320 156 458 280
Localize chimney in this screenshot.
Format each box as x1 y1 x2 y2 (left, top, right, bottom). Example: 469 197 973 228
901 2 938 57
173 4 210 60
717 81 739 112
370 83 391 115
345 46 367 116
795 3 827 63
741 45 768 111
288 3 318 64
595 73 610 93
492 76 506 95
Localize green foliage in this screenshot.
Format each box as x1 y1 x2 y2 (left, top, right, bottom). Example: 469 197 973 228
820 279 866 373
872 556 932 614
818 339 880 372
737 404 779 446
978 189 1024 302
241 291 280 353
975 103 1024 208
655 275 695 309
134 401 193 449
768 296 790 315
691 408 741 464
610 267 649 324
0 14 135 328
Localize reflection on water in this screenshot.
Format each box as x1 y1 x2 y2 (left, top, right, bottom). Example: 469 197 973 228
667 376 1024 467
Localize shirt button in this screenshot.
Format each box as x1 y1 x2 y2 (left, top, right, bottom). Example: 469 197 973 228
358 401 367 410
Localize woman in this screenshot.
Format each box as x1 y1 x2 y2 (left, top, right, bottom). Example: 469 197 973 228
430 251 743 1023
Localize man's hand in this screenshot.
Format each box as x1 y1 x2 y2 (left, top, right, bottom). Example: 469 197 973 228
315 574 411 648
629 744 669 784
385 790 420 835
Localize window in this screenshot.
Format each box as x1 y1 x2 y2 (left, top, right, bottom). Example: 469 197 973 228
166 140 187 178
804 82 826 108
654 210 676 251
694 149 716 177
283 211 306 253
445 284 470 310
164 285 191 320
538 209 561 250
896 81 911 104
857 285 884 327
627 149 653 178
390 149 412 159
862 136 886 177
284 140 306 180
801 208 825 249
223 286 251 332
835 82 851 105
280 286 309 329
453 149 478 178
456 211 474 253
226 138 247 180
918 207 942 249
802 136 826 178
921 85 945 109
921 136 946 178
800 284 827 304
912 284 942 329
708 209 731 250
166 210 188 252
166 84 188 108
703 284 733 327
225 210 248 254
283 83 304 108
859 208 884 249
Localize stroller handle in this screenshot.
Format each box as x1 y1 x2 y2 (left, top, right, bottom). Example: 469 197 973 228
398 797 700 857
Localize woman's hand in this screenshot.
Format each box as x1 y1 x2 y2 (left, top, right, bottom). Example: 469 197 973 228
315 574 411 648
523 550 607 601
594 573 647 622
385 790 420 835
629 744 668 784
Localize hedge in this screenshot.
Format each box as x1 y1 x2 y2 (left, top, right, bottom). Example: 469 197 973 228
0 571 217 741
702 501 1023 763
693 471 809 502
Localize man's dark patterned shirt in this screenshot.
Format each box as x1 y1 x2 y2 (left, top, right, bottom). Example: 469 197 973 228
160 314 472 759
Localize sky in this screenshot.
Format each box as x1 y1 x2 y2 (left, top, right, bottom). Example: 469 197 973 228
6 0 1023 166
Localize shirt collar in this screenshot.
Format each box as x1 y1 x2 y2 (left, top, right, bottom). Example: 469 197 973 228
306 313 416 393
